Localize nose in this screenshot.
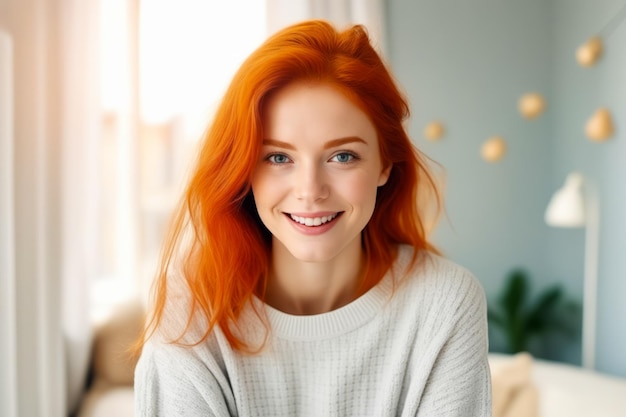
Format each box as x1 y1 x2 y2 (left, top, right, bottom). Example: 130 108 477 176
293 162 329 202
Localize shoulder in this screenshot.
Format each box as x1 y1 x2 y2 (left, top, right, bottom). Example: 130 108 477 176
396 245 484 294
137 322 227 380
135 334 237 416
388 247 489 371
136 334 232 396
392 245 487 317
136 338 202 378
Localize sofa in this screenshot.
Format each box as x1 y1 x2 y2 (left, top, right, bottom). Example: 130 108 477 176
76 299 143 417
489 352 626 417
76 299 626 417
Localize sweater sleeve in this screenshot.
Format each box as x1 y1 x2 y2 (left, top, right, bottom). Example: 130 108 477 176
134 341 235 417
417 270 492 417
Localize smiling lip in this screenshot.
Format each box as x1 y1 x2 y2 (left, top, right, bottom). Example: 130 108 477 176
285 212 342 235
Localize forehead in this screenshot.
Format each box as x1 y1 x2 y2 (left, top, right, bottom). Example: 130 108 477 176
262 82 377 142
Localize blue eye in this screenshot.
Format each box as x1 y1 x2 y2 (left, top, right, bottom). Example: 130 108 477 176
332 152 356 163
267 153 291 164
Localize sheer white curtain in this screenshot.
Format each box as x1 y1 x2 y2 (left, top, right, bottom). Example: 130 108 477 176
266 0 387 54
0 0 101 415
0 1 65 415
1 25 17 417
61 0 112 413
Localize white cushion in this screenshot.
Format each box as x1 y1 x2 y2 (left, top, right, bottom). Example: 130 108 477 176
489 353 626 417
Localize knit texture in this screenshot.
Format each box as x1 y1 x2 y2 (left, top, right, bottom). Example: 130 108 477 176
135 246 492 416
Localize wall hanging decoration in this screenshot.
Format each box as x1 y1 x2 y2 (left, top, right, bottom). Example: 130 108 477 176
424 120 445 141
585 107 615 141
576 3 626 67
576 36 603 67
481 136 507 162
518 92 546 119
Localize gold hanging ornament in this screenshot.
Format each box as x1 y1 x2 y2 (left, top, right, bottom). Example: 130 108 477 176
576 36 603 67
424 121 445 141
481 136 507 163
585 108 615 142
518 93 546 119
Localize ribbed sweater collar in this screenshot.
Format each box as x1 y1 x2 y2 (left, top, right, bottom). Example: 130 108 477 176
254 272 394 341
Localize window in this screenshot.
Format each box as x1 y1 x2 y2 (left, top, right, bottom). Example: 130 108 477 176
94 0 267 321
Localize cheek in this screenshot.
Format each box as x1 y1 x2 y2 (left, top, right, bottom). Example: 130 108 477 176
251 172 282 212
337 171 382 207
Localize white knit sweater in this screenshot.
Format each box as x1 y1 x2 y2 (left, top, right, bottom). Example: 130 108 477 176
135 246 492 416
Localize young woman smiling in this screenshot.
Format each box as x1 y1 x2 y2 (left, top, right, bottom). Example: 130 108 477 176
135 20 491 417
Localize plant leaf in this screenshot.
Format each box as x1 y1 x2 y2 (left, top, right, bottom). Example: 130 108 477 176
501 269 528 321
526 286 563 333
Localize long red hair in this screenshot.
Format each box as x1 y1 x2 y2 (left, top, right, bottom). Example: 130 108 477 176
140 20 441 352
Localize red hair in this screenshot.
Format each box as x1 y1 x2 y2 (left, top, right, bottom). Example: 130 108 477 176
140 20 441 352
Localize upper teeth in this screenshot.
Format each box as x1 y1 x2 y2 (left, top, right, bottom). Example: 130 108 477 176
290 213 338 226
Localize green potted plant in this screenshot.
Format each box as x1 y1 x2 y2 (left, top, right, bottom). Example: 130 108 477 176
488 268 580 355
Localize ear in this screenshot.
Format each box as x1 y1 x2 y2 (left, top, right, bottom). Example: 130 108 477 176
377 164 392 187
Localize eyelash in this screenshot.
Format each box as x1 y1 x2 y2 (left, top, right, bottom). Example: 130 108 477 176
263 151 361 166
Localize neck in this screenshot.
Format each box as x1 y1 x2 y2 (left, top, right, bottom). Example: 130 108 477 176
264 239 365 315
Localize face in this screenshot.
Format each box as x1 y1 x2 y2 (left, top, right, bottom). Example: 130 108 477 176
251 82 391 264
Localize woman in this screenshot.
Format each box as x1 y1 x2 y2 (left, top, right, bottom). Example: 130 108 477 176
135 20 491 416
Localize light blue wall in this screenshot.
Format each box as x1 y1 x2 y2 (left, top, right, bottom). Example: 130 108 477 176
385 0 555 347
387 0 625 376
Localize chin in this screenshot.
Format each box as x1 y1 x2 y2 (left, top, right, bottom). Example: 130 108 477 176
271 228 364 265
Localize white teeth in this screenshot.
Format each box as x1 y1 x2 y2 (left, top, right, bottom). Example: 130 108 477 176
290 213 338 226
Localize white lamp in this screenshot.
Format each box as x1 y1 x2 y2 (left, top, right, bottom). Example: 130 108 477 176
545 172 599 370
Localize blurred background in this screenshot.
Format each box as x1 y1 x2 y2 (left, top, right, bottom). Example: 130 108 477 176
1 0 625 416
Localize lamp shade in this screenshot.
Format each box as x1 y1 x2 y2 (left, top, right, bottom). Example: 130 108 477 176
545 172 586 228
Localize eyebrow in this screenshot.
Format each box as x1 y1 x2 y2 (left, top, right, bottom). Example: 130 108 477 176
262 136 367 150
